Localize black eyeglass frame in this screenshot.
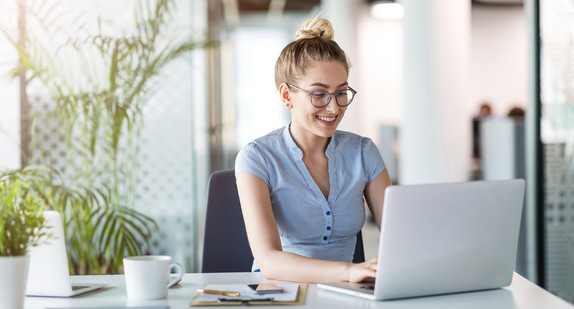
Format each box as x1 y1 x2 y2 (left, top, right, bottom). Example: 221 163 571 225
286 83 357 108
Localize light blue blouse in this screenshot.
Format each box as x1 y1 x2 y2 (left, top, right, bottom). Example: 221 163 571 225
235 125 385 270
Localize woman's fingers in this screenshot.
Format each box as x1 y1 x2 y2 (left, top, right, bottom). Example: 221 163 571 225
365 257 378 271
348 258 379 283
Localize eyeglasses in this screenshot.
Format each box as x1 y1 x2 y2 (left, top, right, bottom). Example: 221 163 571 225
287 83 357 108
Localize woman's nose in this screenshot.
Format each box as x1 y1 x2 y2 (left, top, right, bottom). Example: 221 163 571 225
324 95 341 113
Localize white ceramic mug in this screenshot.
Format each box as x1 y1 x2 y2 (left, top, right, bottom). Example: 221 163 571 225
123 255 184 300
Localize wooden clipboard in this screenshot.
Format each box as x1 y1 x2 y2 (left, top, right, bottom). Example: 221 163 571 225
189 283 308 306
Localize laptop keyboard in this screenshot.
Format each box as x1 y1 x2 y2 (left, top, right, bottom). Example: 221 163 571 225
360 285 375 291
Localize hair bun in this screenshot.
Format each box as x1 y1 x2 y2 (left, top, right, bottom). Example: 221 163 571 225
295 18 334 41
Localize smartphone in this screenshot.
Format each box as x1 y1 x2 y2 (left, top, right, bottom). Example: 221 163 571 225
247 283 284 294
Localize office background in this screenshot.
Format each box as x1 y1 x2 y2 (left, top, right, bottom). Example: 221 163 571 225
0 0 572 304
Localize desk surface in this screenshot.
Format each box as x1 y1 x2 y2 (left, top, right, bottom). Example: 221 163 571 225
25 272 573 309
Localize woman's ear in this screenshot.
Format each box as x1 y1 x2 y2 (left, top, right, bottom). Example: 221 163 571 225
279 83 293 109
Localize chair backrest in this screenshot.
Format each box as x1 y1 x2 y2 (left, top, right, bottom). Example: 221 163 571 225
201 169 253 272
201 169 365 273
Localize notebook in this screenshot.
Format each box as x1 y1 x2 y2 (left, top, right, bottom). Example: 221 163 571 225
318 179 525 300
26 210 106 297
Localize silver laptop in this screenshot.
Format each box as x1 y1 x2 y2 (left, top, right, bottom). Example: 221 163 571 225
318 179 525 300
26 211 106 297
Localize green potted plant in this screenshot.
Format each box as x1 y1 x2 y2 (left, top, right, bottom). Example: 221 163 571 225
0 169 49 309
1 0 215 274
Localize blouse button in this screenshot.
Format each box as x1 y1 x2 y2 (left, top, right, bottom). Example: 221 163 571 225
323 236 328 241
326 226 332 231
326 211 331 216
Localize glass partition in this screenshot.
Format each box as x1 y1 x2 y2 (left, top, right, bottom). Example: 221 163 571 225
539 0 574 302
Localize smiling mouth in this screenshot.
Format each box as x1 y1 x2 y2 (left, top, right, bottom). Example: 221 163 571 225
316 115 337 122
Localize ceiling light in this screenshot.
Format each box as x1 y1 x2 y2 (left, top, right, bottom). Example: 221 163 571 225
371 1 404 20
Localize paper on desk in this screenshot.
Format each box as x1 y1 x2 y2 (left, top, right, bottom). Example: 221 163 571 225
194 283 299 303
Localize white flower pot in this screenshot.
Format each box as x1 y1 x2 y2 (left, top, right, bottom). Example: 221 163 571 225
0 255 29 309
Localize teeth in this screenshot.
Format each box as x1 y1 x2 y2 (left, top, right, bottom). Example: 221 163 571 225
317 115 336 122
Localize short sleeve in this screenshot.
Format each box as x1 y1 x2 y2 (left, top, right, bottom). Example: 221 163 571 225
361 138 386 183
235 143 270 185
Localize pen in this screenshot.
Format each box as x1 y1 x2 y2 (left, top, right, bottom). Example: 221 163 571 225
218 297 274 304
197 289 240 297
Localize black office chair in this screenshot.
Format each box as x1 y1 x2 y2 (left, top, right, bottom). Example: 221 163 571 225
201 169 365 273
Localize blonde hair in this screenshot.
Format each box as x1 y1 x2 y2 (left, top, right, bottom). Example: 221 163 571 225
274 17 350 89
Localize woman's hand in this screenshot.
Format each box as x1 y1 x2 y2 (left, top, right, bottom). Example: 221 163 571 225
347 257 378 283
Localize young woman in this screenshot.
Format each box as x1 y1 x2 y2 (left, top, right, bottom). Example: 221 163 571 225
235 17 392 283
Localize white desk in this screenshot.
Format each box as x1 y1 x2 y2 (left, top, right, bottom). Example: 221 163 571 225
25 272 573 309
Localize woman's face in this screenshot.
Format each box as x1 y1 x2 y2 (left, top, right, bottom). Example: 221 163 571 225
287 61 349 140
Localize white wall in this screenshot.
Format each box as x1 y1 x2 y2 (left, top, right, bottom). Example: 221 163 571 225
355 5 403 140
233 27 290 148
471 5 528 117
0 79 20 171
0 15 21 170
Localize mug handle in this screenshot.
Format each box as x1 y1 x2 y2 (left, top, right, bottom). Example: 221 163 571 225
167 262 185 288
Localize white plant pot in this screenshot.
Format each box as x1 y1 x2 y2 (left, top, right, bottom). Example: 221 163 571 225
0 255 29 309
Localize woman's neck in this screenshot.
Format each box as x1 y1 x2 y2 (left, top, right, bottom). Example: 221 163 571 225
289 124 330 156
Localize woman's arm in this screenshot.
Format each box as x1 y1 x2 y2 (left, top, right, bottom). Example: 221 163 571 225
364 168 392 229
236 172 378 283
